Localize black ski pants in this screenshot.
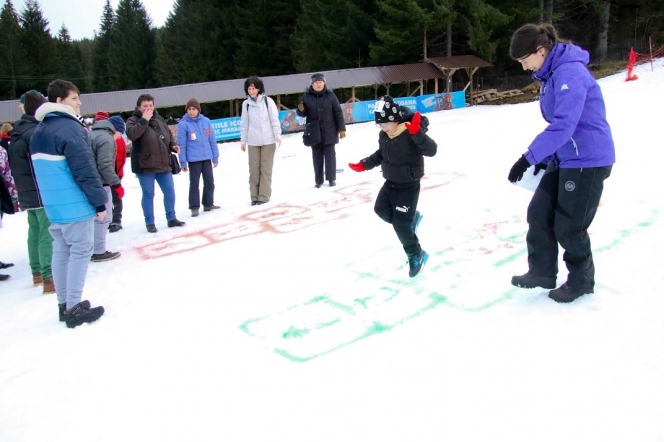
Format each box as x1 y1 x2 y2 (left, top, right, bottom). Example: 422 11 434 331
526 163 612 289
187 160 215 209
374 181 422 256
311 143 336 184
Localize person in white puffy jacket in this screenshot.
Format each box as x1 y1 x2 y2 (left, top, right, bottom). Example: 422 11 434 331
240 76 282 206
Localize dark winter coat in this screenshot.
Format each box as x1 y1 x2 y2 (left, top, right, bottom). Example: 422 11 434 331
126 108 175 174
30 103 107 224
8 115 42 209
360 107 437 187
296 86 346 146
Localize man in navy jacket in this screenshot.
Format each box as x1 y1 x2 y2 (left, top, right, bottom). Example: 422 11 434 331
31 79 106 328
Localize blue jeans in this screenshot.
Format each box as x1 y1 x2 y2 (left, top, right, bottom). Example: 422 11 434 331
49 218 94 309
136 172 176 225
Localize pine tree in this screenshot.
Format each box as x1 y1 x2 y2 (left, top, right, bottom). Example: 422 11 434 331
155 0 238 86
18 0 58 93
56 25 86 90
291 0 375 72
234 0 299 77
93 0 115 92
108 0 156 90
370 0 452 65
0 0 23 98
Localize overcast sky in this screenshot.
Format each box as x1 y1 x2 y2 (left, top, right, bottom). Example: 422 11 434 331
12 0 176 40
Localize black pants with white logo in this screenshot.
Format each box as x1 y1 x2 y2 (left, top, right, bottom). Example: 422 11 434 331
526 163 612 289
374 181 422 256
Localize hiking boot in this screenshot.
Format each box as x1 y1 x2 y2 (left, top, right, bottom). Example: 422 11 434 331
203 205 220 212
64 301 104 328
548 283 594 303
146 224 158 233
329 181 336 187
407 250 429 278
255 201 265 205
167 219 186 227
0 274 10 281
251 201 257 206
59 300 89 322
33 273 43 286
411 211 423 235
108 223 123 233
511 272 556 289
91 251 121 262
191 208 199 217
43 277 56 294
315 183 323 188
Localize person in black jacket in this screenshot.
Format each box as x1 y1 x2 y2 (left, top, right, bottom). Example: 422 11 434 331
349 96 437 278
296 73 346 188
8 91 55 294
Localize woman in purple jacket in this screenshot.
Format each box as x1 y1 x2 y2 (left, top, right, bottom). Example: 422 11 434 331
507 23 615 303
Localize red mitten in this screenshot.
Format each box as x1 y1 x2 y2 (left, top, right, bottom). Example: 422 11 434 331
114 185 125 199
349 162 365 172
405 111 421 135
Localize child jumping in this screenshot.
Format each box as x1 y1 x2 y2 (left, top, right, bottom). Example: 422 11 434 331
349 96 437 277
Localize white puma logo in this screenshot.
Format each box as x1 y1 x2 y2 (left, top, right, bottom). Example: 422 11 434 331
396 206 409 213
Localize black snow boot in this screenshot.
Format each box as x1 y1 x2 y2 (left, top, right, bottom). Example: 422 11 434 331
548 283 593 303
59 300 90 322
511 272 556 289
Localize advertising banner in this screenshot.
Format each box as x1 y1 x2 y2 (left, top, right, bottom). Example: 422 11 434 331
209 91 466 141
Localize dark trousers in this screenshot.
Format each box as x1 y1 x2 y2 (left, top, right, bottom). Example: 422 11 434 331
188 160 215 209
526 163 612 289
111 177 123 224
311 143 336 184
374 182 422 256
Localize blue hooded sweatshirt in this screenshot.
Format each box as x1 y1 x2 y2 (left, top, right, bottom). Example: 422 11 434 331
524 43 615 168
176 112 219 168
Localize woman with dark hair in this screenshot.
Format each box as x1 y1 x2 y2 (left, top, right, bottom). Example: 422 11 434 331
507 23 615 303
240 76 281 205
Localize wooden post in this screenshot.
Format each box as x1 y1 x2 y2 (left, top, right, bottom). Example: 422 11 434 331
229 100 233 117
434 77 438 94
374 84 379 99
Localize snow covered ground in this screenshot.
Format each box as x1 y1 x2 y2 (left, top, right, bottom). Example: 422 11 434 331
1 61 663 442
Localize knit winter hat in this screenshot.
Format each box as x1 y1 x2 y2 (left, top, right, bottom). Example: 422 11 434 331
374 96 402 124
311 73 326 83
186 98 201 113
19 89 41 104
109 115 126 134
94 111 110 122
23 92 47 116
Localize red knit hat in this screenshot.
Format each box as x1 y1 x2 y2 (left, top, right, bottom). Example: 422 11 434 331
94 111 110 122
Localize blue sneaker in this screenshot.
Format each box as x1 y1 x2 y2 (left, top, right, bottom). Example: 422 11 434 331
407 250 429 277
411 211 423 235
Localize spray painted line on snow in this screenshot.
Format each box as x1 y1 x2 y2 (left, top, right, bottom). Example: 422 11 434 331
134 173 463 260
239 218 532 363
239 207 660 362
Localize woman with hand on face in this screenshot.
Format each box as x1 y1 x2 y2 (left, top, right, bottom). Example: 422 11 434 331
177 98 219 217
507 23 615 303
126 94 185 233
240 76 281 206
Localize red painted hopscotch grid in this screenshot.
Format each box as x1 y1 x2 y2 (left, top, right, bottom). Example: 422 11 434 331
135 173 462 260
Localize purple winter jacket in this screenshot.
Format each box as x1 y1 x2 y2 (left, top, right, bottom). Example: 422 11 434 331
524 43 615 168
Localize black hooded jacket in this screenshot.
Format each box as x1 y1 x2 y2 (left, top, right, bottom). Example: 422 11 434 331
360 106 437 187
8 114 42 209
296 86 346 146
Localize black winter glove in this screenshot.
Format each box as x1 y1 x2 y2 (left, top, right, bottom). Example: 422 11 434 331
508 155 531 183
533 162 548 176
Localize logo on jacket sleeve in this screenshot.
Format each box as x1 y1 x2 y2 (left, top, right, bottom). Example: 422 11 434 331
564 181 575 191
561 84 569 91
205 128 210 137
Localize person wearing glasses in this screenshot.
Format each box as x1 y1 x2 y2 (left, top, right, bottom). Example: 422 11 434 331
507 23 615 303
348 96 437 278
